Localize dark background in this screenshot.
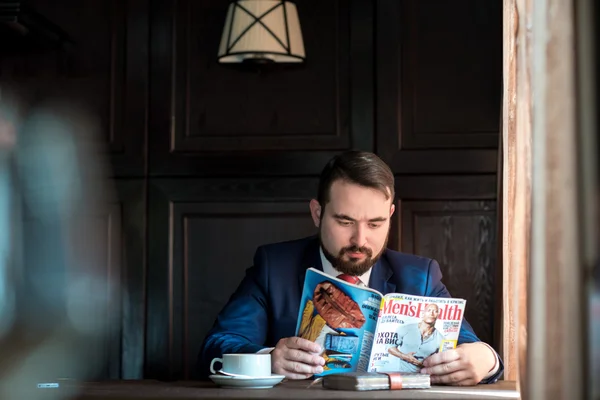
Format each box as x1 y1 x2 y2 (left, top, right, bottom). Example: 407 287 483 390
0 0 502 381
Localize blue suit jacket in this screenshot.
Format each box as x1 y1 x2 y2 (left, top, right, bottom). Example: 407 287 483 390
198 236 503 382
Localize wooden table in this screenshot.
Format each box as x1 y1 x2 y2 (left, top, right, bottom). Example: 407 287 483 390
57 379 520 400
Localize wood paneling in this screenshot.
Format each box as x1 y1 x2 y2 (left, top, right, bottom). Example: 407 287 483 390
4 0 147 177
172 0 350 151
88 201 123 380
394 175 497 200
501 0 520 382
16 179 144 380
114 180 147 379
401 1 501 148
22 201 123 380
75 179 146 379
148 0 373 176
146 179 319 379
376 0 501 173
398 200 497 345
181 204 316 378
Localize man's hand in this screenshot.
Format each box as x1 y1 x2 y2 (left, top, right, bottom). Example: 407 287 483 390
271 337 325 379
420 342 496 386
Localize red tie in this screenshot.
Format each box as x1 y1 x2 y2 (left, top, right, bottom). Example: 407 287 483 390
337 274 366 287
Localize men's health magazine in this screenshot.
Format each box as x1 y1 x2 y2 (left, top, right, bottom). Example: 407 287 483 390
294 267 466 377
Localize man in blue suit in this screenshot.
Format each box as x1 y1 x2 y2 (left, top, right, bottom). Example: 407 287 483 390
199 151 503 385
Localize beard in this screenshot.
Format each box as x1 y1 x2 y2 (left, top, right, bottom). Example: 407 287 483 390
319 232 388 276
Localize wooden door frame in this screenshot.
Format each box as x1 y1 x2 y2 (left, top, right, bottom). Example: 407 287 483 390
502 0 595 398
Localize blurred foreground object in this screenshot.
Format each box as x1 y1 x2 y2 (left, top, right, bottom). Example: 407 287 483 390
0 93 117 399
592 261 600 399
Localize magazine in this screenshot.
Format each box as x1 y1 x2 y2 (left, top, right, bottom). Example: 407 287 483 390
294 267 466 377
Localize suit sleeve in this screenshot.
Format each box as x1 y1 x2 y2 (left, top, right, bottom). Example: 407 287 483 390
424 259 504 384
197 246 271 378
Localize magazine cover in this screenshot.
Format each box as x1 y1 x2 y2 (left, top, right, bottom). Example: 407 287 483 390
294 268 382 377
367 294 466 373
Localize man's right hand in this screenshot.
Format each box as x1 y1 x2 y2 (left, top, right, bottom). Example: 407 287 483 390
271 337 325 379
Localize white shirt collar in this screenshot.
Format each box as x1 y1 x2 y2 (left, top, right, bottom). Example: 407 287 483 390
319 247 373 287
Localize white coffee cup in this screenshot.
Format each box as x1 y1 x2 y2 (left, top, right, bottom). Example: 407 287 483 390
210 353 271 377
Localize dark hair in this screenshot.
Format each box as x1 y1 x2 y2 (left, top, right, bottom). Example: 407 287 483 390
317 151 395 206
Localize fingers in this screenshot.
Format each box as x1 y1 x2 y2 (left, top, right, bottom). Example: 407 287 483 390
420 360 461 376
272 337 325 379
272 356 324 378
285 337 322 353
284 348 325 366
419 346 493 386
429 370 475 386
422 349 460 368
420 349 479 386
280 371 314 380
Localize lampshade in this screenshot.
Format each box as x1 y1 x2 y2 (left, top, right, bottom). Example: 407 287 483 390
218 0 305 63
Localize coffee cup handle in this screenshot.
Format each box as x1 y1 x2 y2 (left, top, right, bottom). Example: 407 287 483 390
210 357 223 374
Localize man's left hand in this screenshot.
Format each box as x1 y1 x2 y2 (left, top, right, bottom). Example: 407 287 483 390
420 342 496 386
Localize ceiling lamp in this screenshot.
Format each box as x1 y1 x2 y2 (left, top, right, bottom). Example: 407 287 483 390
217 0 305 64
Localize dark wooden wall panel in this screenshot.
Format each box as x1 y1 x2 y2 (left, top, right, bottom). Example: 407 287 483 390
92 201 123 380
115 180 147 379
8 0 148 177
146 179 320 379
173 0 349 150
399 200 497 345
76 179 146 379
401 1 502 148
182 204 316 378
18 179 144 380
387 174 497 249
148 0 373 176
376 0 501 173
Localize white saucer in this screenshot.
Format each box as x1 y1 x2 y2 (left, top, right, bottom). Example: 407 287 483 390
209 374 285 389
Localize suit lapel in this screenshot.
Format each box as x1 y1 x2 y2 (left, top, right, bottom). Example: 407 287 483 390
368 253 396 294
298 237 323 293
